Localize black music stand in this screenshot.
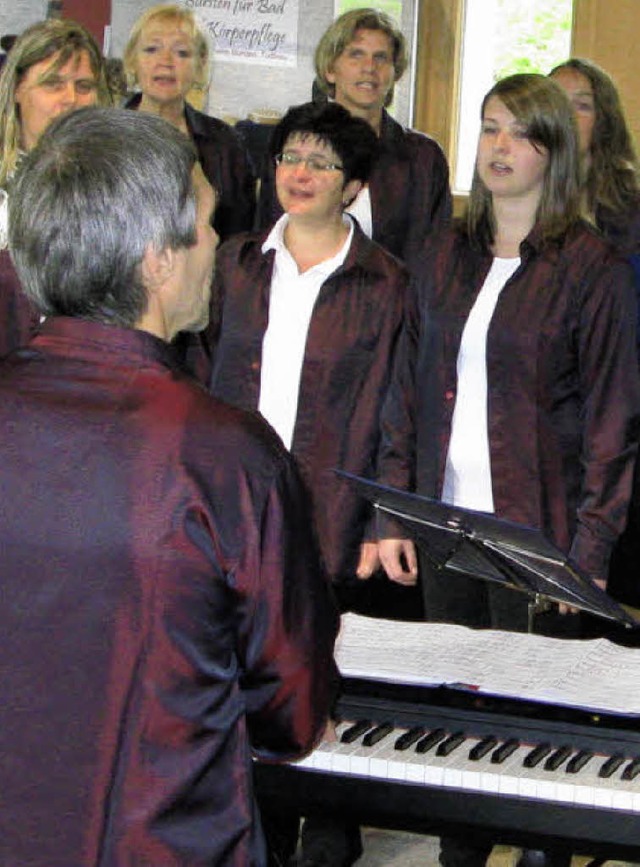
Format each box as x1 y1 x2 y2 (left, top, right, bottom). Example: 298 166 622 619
338 472 638 629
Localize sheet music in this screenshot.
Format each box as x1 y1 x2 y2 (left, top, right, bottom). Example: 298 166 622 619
336 614 640 716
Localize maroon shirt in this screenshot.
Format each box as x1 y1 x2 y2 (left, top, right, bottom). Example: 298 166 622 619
0 249 39 357
207 223 409 587
380 220 640 583
126 96 256 242
0 317 338 866
257 110 452 262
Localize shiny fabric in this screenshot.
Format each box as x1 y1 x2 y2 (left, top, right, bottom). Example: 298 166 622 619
0 248 39 357
595 197 640 255
207 223 409 587
380 220 640 585
125 95 256 241
0 317 338 866
256 110 452 262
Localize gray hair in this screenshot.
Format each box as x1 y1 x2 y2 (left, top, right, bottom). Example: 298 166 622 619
8 106 197 327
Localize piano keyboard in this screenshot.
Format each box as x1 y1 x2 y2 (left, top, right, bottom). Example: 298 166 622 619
254 678 640 860
297 719 640 813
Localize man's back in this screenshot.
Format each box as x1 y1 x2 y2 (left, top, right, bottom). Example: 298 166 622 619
0 317 337 866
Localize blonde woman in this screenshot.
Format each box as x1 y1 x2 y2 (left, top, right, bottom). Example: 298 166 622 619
124 3 255 240
0 18 107 356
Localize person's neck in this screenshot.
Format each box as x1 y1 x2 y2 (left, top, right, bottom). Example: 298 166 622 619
138 94 187 132
339 102 384 136
283 215 350 273
491 197 536 258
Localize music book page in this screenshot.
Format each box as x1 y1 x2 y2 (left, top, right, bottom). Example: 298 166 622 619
336 614 640 716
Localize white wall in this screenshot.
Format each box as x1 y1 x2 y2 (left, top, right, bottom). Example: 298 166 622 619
1 0 416 126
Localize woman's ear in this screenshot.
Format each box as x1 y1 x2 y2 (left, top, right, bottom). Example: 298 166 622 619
342 179 363 209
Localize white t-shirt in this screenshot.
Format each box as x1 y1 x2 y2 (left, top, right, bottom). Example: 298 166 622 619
442 256 520 511
346 185 373 239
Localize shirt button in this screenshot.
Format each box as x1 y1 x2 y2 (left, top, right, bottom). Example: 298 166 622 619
445 389 455 401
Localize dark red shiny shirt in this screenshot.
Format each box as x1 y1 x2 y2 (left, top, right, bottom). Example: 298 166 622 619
207 223 409 587
0 317 338 866
380 221 640 584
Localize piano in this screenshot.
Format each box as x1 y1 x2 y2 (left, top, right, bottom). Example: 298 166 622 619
255 676 640 860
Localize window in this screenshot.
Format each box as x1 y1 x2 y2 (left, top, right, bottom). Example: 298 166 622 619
454 0 572 190
415 0 574 201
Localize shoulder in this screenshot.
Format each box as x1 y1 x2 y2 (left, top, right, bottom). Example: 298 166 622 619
407 220 468 276
185 103 241 146
171 372 292 480
216 230 269 270
349 223 409 286
380 111 447 164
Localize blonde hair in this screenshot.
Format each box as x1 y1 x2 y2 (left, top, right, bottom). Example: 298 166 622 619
123 4 209 92
314 8 407 109
0 18 109 187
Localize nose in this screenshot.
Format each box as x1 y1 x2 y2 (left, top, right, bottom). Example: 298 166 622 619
158 45 174 64
59 80 78 107
291 159 312 178
494 129 510 151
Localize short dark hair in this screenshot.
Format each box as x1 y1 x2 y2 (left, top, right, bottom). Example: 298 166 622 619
9 107 198 327
268 101 379 185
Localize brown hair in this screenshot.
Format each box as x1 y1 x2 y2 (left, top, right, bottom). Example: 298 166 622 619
466 73 581 249
550 58 639 217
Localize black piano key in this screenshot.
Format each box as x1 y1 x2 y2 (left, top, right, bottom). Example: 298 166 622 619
362 722 394 747
622 756 640 781
566 749 593 774
524 743 552 768
469 735 498 761
544 745 572 771
491 738 519 764
436 731 466 757
415 727 447 754
599 753 625 778
340 720 372 744
394 727 426 751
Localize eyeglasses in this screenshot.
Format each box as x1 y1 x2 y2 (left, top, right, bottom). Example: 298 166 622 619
275 152 344 173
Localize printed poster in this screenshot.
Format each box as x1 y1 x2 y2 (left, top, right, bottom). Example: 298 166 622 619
181 0 298 67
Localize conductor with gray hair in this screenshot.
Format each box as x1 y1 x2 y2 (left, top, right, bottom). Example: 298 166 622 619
0 107 338 866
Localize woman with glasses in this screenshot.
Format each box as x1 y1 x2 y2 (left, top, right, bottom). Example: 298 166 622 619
207 99 422 866
208 100 418 615
123 3 254 241
258 8 452 263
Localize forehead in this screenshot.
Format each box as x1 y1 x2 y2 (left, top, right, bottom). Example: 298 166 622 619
552 67 593 95
140 19 193 42
284 132 338 157
345 28 393 53
483 96 520 123
27 49 94 82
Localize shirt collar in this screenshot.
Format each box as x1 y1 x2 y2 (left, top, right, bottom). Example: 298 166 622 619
262 213 355 277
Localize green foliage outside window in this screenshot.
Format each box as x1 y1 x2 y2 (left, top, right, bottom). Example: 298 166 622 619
494 0 573 79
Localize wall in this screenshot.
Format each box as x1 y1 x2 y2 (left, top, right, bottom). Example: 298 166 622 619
0 1 415 126
572 0 640 149
109 1 415 125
